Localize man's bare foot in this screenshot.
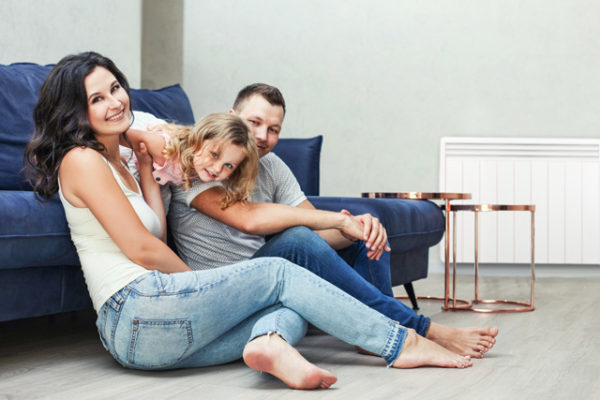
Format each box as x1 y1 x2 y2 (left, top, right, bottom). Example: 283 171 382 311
392 329 472 369
426 323 499 358
243 334 338 390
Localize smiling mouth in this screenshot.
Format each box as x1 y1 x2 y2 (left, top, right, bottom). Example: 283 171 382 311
205 169 217 178
106 110 125 121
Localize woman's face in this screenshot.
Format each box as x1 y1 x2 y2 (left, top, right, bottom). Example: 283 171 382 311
84 66 130 138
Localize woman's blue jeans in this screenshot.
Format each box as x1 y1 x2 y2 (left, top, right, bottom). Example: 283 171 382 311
96 257 406 370
253 227 431 336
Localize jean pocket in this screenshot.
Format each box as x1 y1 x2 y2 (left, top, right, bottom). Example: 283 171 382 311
128 318 193 369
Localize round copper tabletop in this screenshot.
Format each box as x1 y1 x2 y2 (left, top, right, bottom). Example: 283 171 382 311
361 192 472 200
450 204 535 212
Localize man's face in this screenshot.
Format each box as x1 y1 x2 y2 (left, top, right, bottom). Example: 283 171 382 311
231 94 284 157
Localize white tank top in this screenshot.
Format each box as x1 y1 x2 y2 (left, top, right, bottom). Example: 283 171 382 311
58 157 161 312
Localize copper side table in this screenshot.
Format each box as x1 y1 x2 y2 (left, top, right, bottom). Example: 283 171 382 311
448 204 536 313
361 192 471 310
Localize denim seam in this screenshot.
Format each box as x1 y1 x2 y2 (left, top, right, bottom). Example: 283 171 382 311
108 288 130 356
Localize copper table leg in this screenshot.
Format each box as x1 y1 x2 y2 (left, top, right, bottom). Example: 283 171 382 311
448 204 536 313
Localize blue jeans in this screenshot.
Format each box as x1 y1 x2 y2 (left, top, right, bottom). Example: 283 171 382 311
253 227 431 336
96 257 406 370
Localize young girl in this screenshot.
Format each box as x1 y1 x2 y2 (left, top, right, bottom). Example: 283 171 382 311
25 51 471 391
126 113 258 209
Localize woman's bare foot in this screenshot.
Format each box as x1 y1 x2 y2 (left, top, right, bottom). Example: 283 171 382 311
243 334 338 390
426 323 499 358
392 329 472 369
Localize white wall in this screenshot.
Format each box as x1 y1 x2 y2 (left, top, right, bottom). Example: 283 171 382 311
1 0 142 86
182 0 600 197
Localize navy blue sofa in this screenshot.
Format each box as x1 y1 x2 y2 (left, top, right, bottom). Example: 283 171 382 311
0 62 444 323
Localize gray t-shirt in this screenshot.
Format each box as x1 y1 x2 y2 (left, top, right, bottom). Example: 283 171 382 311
169 152 307 270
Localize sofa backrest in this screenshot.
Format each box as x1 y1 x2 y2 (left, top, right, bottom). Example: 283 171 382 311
272 135 322 196
0 62 195 190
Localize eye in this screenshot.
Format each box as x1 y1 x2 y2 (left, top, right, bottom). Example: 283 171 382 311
248 120 259 126
111 84 121 93
268 127 280 134
224 163 234 169
90 96 102 104
211 152 219 159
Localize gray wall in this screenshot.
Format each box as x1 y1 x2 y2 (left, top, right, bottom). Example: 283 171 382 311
181 0 600 197
1 0 142 86
141 0 183 89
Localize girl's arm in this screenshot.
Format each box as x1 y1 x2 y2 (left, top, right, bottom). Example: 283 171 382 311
125 128 168 166
60 148 190 273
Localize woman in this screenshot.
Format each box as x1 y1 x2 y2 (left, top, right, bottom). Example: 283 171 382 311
25 52 471 390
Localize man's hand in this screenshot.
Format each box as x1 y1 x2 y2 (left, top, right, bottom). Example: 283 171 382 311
338 210 365 243
341 210 391 260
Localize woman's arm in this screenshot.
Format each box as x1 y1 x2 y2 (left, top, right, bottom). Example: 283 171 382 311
190 186 365 240
60 148 190 273
135 142 167 242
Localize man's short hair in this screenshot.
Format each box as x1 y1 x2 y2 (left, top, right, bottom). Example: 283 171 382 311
232 83 286 115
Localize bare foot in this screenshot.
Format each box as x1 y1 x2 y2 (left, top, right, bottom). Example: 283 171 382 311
426 323 499 358
243 334 338 390
392 329 472 369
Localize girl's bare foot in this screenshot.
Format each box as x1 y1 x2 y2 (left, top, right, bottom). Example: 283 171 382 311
426 323 499 358
243 334 338 390
392 329 472 369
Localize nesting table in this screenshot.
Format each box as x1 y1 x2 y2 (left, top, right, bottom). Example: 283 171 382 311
361 192 535 313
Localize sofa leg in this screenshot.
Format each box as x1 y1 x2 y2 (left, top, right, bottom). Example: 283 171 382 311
404 283 419 311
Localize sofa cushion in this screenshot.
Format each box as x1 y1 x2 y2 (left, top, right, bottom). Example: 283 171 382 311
272 136 322 196
0 63 52 190
130 85 194 126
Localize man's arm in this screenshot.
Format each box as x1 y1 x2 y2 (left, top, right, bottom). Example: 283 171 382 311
190 186 365 240
296 200 390 260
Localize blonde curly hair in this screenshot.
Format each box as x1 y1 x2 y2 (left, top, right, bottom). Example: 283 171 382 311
159 113 258 209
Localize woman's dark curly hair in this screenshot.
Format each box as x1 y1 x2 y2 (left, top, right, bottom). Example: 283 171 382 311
24 51 132 200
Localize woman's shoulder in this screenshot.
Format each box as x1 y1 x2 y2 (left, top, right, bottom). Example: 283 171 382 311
63 147 103 163
61 147 108 174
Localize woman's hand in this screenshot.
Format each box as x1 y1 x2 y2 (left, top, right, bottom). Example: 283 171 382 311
133 142 153 170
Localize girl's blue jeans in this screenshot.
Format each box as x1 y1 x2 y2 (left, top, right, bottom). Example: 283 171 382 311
96 257 406 370
254 227 431 336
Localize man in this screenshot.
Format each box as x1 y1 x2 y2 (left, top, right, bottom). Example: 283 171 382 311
167 83 497 358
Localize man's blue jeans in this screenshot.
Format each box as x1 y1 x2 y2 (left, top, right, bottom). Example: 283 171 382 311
253 227 431 336
96 257 406 369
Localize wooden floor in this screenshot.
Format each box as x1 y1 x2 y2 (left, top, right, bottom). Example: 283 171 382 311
1 273 599 399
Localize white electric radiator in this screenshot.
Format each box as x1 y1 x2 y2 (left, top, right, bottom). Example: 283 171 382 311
439 137 600 264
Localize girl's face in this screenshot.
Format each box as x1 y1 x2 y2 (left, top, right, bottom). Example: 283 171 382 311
84 66 130 138
192 140 246 182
